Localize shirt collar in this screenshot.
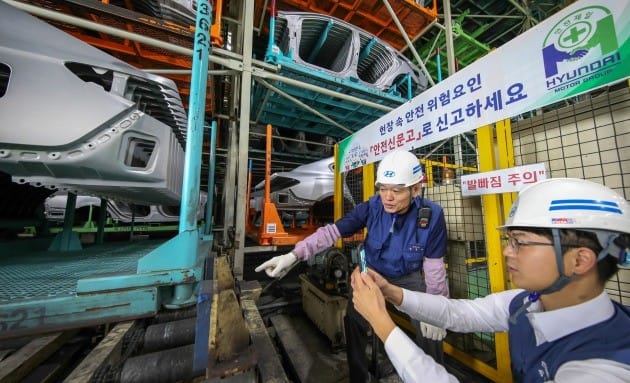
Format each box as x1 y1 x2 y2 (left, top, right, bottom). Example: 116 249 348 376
525 291 615 346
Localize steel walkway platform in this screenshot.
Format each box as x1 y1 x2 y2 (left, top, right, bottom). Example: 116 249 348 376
0 239 163 303
0 237 211 340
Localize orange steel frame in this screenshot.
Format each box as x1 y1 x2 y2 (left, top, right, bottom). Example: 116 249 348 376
245 125 320 246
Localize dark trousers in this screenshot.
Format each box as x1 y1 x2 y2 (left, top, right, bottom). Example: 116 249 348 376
344 272 444 383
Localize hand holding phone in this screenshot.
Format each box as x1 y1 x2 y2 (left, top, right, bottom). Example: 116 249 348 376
359 248 367 273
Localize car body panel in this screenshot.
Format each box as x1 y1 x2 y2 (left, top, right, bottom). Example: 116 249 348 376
44 191 207 224
272 11 428 97
0 2 187 205
251 157 355 223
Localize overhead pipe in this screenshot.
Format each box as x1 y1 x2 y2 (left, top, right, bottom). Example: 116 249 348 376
452 23 492 52
396 0 439 56
489 20 525 46
443 0 457 76
249 131 333 148
401 18 438 54
447 13 522 20
424 22 490 69
255 78 353 134
381 0 435 87
436 47 442 82
252 69 394 112
258 0 270 35
252 84 274 123
507 0 538 26
424 27 443 66
143 69 238 76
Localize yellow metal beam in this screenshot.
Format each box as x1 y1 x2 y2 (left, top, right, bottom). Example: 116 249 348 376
477 124 513 383
334 144 343 222
420 158 477 187
362 163 375 202
334 145 343 248
495 119 517 225
362 162 375 240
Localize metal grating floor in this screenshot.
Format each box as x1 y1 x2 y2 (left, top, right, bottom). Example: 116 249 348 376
0 239 165 303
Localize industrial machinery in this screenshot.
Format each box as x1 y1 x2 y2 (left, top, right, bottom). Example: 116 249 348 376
300 247 353 350
305 247 351 296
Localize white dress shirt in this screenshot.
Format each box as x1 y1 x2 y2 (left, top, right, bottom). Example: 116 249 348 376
383 289 630 382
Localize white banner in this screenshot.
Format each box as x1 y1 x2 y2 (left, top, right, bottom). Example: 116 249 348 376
461 163 547 196
338 0 630 172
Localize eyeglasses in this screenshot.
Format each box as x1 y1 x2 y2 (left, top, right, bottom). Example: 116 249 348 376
501 235 554 254
378 186 408 196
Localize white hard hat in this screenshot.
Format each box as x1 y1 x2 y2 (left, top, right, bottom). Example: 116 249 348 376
501 178 630 263
375 150 423 187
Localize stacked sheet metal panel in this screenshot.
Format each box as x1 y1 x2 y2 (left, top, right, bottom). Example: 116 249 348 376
0 2 188 206
253 0 438 52
255 11 428 137
44 191 208 224
272 12 427 98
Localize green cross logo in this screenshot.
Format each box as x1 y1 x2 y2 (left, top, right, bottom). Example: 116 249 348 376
542 6 618 79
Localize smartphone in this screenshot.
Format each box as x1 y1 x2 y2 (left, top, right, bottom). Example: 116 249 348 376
359 248 367 273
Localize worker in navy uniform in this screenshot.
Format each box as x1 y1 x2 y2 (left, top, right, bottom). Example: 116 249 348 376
256 149 449 382
351 178 630 382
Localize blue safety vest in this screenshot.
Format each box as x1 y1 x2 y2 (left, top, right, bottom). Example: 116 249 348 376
335 195 446 278
508 290 630 382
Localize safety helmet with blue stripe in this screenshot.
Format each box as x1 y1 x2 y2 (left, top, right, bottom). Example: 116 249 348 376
501 177 630 267
375 150 423 187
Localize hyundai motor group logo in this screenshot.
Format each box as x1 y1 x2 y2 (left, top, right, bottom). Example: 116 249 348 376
542 6 620 92
384 170 395 178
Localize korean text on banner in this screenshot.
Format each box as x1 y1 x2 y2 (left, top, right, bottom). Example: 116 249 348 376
338 0 630 172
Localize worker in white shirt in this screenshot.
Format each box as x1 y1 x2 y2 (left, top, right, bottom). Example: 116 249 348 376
351 178 630 382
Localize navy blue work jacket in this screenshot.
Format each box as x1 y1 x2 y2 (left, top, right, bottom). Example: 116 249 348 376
334 194 447 278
